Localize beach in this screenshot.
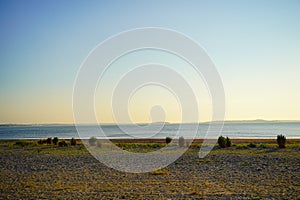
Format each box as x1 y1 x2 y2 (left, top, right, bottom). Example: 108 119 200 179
0 139 299 199
2 0 300 199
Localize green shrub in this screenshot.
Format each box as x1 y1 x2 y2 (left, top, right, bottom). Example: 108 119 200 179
179 136 185 147
46 137 52 144
217 136 232 148
277 134 286 148
226 137 232 147
15 141 30 147
166 137 172 144
53 137 58 145
38 139 47 144
248 143 257 148
70 138 77 146
89 137 97 146
58 140 68 147
218 136 227 148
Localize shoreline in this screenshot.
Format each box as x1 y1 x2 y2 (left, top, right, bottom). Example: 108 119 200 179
1 138 300 143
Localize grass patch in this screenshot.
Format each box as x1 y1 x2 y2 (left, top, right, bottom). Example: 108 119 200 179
114 142 166 152
0 140 299 156
13 141 37 148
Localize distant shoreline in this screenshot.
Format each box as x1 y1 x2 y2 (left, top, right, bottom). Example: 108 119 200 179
1 119 300 126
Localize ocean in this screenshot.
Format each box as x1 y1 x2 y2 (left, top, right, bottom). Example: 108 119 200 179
0 122 299 140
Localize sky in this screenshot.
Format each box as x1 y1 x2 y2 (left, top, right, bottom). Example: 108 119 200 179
0 0 300 124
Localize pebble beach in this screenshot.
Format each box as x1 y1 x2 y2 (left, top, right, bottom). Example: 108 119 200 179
0 139 299 199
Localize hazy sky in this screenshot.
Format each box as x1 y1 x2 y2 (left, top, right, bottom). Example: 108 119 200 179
0 0 300 124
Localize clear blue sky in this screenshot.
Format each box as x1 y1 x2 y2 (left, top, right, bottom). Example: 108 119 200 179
0 0 300 123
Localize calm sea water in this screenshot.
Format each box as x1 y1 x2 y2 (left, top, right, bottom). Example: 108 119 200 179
0 122 300 140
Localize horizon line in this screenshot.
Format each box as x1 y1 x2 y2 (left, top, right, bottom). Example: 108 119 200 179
1 119 300 126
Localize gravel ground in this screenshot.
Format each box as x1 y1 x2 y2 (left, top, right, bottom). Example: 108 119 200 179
0 145 299 199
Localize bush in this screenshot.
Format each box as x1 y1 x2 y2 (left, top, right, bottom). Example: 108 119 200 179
38 139 44 145
166 137 172 144
38 139 48 144
53 137 58 145
89 137 97 146
217 136 232 148
277 134 286 148
179 136 185 147
218 136 227 148
58 140 68 147
248 143 257 148
70 138 77 146
46 137 52 144
226 137 232 147
15 141 30 147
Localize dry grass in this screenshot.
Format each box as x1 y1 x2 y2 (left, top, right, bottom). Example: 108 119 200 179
150 169 169 175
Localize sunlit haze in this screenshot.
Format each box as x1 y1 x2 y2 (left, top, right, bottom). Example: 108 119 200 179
0 0 300 124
